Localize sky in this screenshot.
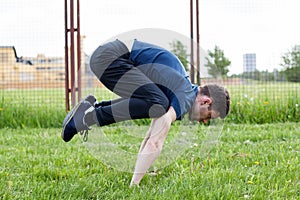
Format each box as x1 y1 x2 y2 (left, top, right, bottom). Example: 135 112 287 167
1 0 300 75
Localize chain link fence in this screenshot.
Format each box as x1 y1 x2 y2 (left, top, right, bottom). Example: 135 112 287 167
0 1 299 128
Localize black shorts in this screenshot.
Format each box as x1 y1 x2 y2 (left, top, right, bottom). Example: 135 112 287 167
89 40 169 126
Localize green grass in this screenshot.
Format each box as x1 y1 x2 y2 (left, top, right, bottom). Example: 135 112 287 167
226 83 300 123
1 123 300 199
0 83 299 128
0 83 299 198
0 88 117 128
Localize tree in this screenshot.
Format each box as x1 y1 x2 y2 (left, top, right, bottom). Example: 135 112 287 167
280 45 300 82
205 46 230 78
170 40 189 72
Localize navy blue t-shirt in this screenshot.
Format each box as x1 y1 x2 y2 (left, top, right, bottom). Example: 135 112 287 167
129 40 198 120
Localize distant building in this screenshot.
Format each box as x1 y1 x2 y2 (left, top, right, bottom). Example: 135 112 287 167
243 53 256 72
0 46 36 84
0 46 66 88
24 54 65 82
0 36 93 89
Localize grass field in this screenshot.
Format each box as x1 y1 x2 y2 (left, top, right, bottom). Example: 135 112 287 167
0 82 299 128
1 123 300 199
0 82 299 199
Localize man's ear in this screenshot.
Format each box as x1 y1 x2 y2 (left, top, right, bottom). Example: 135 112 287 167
200 96 212 105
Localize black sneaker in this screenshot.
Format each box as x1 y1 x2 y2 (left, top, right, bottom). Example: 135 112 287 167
85 95 97 107
61 95 97 142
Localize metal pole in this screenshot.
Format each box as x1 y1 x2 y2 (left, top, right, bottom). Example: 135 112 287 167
70 0 76 107
64 0 81 111
77 0 81 102
190 0 195 84
196 0 200 85
64 0 70 111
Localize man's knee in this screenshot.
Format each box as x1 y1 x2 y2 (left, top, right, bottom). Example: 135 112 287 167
159 95 169 111
148 96 169 118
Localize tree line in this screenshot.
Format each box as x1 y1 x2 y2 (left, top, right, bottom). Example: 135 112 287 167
170 40 300 82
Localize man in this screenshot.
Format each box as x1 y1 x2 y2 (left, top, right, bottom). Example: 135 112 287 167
61 39 230 186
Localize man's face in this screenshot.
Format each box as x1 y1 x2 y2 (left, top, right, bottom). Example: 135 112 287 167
190 95 220 124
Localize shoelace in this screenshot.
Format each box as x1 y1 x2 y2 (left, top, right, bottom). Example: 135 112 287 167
80 129 89 142
81 115 92 142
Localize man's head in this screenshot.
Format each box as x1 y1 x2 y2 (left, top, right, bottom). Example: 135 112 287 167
189 84 230 124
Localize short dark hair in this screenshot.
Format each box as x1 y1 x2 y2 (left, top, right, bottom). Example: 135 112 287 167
199 84 230 119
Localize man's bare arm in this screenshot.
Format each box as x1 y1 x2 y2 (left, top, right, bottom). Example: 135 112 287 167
130 106 176 186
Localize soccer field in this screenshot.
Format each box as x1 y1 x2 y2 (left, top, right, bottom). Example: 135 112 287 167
1 123 299 199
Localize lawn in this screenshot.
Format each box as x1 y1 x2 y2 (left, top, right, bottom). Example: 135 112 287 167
1 122 299 199
0 82 299 199
0 82 299 128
